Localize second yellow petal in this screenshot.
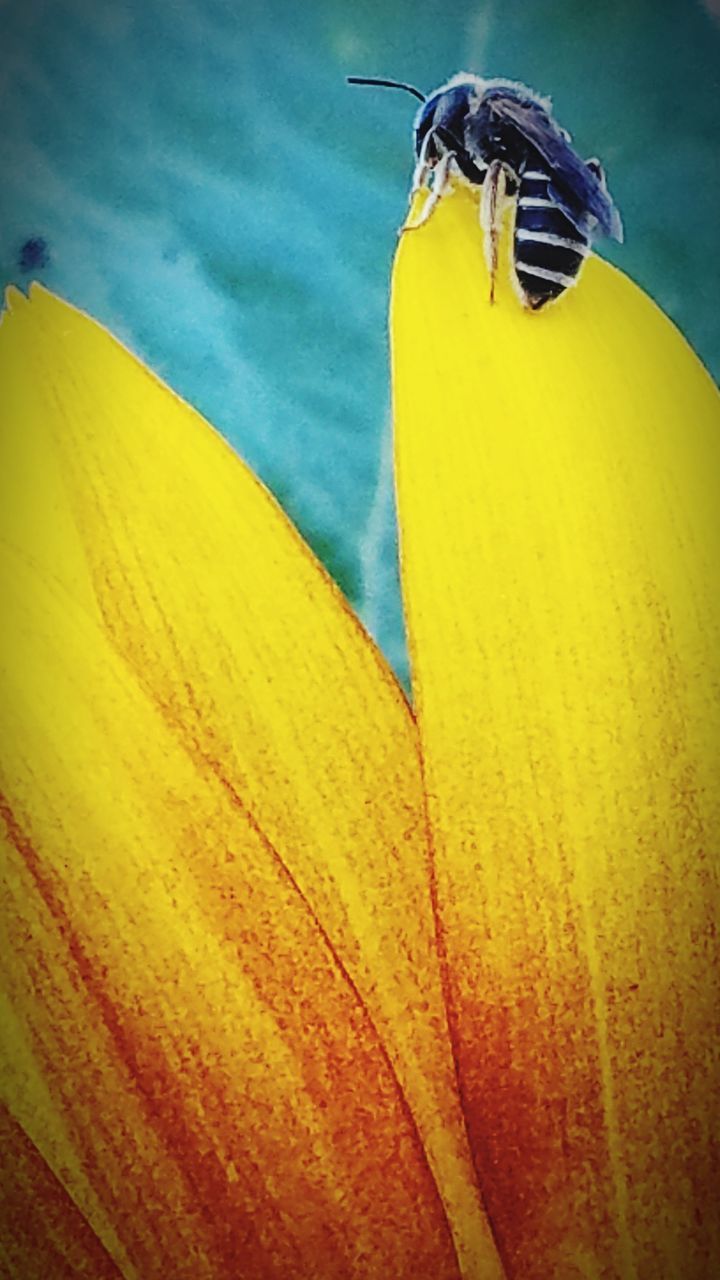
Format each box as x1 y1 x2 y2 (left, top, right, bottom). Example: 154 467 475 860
0 285 501 1277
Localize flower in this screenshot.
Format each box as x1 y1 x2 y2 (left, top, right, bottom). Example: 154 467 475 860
1 184 718 1279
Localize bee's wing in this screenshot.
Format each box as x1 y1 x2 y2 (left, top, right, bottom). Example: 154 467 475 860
480 95 623 242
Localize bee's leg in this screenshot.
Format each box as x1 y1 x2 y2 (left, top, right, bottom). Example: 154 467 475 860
479 159 507 303
409 131 433 198
401 149 453 234
397 133 433 233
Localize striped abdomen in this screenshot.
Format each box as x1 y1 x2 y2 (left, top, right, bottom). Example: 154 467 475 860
513 167 591 309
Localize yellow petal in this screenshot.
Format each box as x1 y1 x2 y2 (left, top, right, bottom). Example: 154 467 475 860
0 286 501 1276
1 552 463 1277
392 184 720 1279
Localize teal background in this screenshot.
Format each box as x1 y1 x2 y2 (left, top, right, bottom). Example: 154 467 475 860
2 0 719 686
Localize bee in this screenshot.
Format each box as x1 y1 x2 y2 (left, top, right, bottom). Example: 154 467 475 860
347 73 623 309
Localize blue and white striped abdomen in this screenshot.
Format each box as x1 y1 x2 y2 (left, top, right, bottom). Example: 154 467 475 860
513 168 591 309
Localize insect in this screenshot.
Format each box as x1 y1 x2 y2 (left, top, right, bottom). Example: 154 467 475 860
347 73 623 309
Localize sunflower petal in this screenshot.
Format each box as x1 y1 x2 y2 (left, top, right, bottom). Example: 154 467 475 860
1 553 465 1277
392 185 720 1278
0 287 501 1276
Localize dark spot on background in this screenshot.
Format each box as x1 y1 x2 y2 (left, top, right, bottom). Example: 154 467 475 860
17 236 50 273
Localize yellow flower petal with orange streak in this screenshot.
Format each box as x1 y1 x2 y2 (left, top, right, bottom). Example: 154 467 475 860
1 552 457 1278
392 184 720 1280
0 287 502 1277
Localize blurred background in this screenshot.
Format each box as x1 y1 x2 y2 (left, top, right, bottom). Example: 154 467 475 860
2 0 719 687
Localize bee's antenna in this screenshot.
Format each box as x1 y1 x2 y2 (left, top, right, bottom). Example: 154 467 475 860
346 76 426 103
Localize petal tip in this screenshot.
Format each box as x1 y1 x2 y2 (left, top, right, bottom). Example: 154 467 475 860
2 283 29 318
28 279 52 301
